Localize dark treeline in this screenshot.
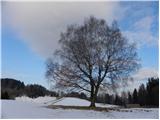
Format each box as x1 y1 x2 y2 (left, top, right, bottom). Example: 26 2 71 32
1 78 86 99
96 77 159 107
1 78 58 99
1 77 159 108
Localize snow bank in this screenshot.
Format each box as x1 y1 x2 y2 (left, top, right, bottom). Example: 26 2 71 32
15 96 56 105
15 96 34 102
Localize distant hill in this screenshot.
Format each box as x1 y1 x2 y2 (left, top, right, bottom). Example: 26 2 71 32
1 78 25 90
1 78 58 99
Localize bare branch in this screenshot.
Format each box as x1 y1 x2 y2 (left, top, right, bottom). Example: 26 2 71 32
46 16 140 107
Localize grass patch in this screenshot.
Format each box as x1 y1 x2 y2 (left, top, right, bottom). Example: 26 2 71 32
47 105 152 113
47 105 110 112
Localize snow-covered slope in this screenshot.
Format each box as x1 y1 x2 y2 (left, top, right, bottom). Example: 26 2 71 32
53 97 118 108
1 100 159 119
15 96 117 108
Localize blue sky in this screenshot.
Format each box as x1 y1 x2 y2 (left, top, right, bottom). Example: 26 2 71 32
2 25 49 87
2 1 159 90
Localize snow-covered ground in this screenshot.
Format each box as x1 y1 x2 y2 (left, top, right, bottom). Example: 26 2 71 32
1 96 159 119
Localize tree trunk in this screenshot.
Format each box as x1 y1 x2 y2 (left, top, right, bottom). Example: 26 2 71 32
89 84 96 108
89 84 100 108
90 85 99 108
90 95 96 108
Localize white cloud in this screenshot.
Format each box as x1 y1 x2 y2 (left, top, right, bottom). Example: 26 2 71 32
123 16 158 47
132 67 158 81
133 16 153 30
119 68 159 92
3 2 122 58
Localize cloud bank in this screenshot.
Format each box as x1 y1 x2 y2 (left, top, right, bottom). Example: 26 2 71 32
3 2 158 57
3 2 123 57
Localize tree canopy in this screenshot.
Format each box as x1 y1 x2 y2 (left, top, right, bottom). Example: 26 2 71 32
46 16 140 107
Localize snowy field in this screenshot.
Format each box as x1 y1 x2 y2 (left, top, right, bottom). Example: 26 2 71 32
1 96 159 119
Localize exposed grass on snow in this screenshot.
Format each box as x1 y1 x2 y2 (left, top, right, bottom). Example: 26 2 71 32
47 105 109 112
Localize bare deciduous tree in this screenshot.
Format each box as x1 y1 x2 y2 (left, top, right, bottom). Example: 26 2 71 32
46 16 140 108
